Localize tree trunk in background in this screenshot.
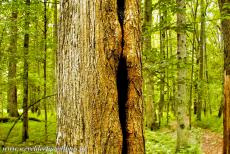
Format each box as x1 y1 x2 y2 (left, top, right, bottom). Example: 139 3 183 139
176 0 189 150
43 0 48 142
159 9 166 127
193 0 199 116
22 0 30 142
219 0 230 153
144 78 157 130
34 8 41 115
57 0 144 153
8 0 19 117
52 0 57 113
0 17 5 117
143 0 157 130
189 0 198 127
197 0 205 120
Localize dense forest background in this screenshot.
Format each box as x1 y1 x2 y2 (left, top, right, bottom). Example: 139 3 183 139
0 0 229 153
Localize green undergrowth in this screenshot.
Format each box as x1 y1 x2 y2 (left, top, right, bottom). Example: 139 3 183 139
193 115 223 134
0 112 56 150
145 127 202 154
0 112 222 154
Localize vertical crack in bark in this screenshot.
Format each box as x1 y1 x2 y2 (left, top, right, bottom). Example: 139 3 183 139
117 0 127 153
117 0 125 53
117 57 127 154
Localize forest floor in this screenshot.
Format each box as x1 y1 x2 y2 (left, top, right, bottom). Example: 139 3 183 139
201 129 223 154
0 113 224 154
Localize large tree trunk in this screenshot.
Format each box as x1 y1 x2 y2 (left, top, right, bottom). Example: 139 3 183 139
220 0 230 153
176 0 189 150
57 0 144 153
8 0 19 117
22 0 30 142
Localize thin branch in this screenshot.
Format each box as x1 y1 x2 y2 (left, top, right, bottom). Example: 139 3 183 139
2 94 57 146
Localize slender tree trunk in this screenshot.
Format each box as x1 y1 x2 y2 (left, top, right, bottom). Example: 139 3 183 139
166 29 170 125
189 0 198 127
8 0 19 117
193 0 199 116
22 0 30 142
159 9 166 127
0 22 5 117
35 10 41 115
197 0 205 120
189 29 195 129
176 0 189 150
204 28 208 116
219 0 230 153
43 0 48 142
52 0 57 113
57 0 144 153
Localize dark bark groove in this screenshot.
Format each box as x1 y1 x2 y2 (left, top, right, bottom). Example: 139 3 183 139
117 0 128 153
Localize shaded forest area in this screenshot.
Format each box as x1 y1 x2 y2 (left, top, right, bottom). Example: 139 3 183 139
0 0 230 153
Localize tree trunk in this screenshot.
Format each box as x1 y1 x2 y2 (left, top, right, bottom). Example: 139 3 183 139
189 0 198 127
143 0 157 130
43 0 48 142
176 0 189 150
8 0 19 117
22 0 30 142
158 8 167 127
197 0 206 121
57 0 144 153
219 0 230 153
52 0 57 112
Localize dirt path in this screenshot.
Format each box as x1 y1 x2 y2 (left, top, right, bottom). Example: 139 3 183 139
201 129 223 154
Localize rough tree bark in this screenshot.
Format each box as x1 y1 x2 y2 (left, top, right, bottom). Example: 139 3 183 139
57 0 144 153
176 0 189 150
219 0 230 153
8 0 19 117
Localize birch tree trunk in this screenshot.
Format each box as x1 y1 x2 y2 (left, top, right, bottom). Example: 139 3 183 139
176 0 189 150
57 0 144 153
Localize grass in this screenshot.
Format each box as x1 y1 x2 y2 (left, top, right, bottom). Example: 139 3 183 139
145 127 202 154
0 112 56 154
